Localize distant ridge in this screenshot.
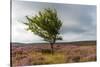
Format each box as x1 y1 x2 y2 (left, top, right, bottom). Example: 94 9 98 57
11 40 96 46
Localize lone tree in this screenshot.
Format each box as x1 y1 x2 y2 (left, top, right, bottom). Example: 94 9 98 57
24 8 62 54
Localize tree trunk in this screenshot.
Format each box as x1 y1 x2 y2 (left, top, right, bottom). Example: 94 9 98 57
50 43 54 55
50 38 56 55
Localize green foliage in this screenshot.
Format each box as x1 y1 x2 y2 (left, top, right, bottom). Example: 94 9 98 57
24 8 62 43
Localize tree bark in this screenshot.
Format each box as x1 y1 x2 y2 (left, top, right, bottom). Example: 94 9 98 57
50 37 56 55
50 43 54 55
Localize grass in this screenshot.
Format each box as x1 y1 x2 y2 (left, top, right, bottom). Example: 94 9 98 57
11 41 96 66
24 50 66 65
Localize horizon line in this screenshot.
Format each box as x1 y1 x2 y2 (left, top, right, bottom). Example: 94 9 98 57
11 40 96 44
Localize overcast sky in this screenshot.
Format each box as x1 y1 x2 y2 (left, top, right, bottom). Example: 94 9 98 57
12 0 96 43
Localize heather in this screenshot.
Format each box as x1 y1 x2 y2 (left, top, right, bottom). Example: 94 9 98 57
11 41 96 66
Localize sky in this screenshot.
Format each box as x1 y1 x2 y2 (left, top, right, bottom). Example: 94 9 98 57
12 0 97 43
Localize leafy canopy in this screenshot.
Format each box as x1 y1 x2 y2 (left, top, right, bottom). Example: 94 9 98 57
24 8 62 43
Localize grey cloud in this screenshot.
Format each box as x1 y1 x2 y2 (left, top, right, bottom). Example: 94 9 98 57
59 5 96 35
12 1 96 43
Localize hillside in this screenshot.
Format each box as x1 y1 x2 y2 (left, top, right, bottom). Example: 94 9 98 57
11 40 96 46
11 41 96 66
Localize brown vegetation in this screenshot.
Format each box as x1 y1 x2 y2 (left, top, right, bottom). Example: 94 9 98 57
11 41 96 66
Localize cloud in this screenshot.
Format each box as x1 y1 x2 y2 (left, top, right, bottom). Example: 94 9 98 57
12 1 96 43
12 21 44 43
